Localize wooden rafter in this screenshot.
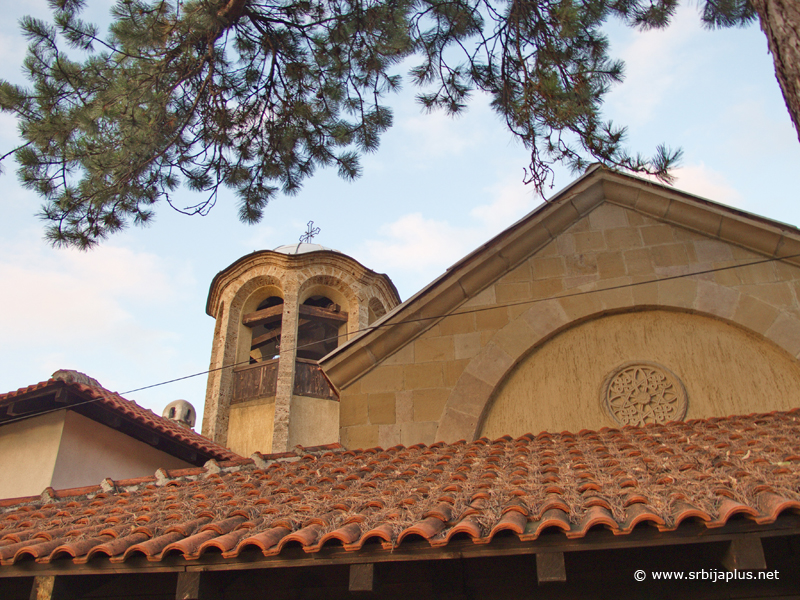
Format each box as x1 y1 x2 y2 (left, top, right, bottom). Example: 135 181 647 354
242 304 347 329
242 305 283 328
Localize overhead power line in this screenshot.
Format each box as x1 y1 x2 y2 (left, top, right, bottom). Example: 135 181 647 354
3 251 797 428
120 251 800 395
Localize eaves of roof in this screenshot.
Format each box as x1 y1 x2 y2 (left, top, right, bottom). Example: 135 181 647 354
0 410 798 572
0 380 240 463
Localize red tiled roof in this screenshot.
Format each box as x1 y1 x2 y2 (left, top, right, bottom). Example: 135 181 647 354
0 380 239 462
1 410 799 567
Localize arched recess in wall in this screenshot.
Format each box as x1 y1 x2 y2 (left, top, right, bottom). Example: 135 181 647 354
479 309 800 438
298 274 358 358
435 280 800 443
245 296 285 362
230 277 284 367
368 297 387 325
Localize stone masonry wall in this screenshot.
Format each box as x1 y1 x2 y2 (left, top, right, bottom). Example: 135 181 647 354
338 201 800 448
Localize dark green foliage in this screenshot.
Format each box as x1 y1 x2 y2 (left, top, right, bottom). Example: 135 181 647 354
1 0 688 248
701 0 757 28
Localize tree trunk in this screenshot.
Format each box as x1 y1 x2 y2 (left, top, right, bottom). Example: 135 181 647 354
750 0 800 143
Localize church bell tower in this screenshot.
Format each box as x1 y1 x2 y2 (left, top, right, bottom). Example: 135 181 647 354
202 236 399 456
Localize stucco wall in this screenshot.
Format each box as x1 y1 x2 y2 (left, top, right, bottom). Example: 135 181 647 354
338 202 800 448
0 410 195 499
0 411 64 499
287 395 340 449
481 310 800 437
50 411 193 490
228 397 276 456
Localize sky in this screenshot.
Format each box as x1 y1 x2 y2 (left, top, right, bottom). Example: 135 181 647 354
1 1 799 431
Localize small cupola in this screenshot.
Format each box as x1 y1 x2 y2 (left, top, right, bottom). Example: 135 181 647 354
162 399 197 429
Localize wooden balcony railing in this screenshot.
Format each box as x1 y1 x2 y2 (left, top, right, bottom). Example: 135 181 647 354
232 359 278 404
231 358 338 404
293 358 339 401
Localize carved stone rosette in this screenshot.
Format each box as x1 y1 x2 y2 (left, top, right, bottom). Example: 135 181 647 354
602 362 688 427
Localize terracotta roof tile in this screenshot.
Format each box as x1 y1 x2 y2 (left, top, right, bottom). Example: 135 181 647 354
2 410 800 567
0 380 239 462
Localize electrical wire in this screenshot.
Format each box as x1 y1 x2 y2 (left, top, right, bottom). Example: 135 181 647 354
3 250 798 429
121 250 800 394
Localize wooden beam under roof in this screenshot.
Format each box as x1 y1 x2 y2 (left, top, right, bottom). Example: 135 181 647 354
298 304 348 323
242 304 347 329
242 305 284 328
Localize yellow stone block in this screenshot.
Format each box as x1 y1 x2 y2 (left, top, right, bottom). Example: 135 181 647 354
475 306 509 331
454 332 482 360
342 425 379 450
631 277 659 305
604 228 643 251
530 277 565 300
531 256 566 280
565 254 598 277
437 311 476 336
412 388 449 422
500 261 532 283
404 362 445 389
493 319 536 359
640 225 676 246
339 394 369 427
368 393 396 425
360 365 404 393
382 343 415 366
596 252 627 279
736 262 776 285
414 336 455 363
650 243 690 268
573 231 606 253
588 204 629 230
657 278 698 309
444 359 470 387
766 312 800 356
738 283 794 310
734 295 780 334
495 282 531 304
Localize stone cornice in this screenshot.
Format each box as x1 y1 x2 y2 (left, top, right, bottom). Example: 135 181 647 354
206 250 400 317
321 166 800 390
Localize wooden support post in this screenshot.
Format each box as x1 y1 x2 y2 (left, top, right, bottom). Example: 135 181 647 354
176 572 222 600
349 563 375 592
29 576 69 600
176 573 201 600
536 552 567 584
722 535 767 571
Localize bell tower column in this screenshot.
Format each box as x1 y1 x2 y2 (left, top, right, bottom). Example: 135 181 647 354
272 279 299 453
203 242 400 457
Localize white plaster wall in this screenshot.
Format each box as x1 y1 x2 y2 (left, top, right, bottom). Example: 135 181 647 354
0 410 65 499
228 397 276 456
50 411 193 490
288 395 340 449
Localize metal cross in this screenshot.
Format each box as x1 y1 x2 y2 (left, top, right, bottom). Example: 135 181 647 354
299 221 321 244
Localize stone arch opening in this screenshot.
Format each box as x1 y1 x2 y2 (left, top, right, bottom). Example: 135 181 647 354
246 296 285 362
299 274 358 348
368 297 387 325
297 295 345 360
233 281 284 367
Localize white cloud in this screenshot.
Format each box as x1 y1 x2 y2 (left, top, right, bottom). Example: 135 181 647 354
400 110 483 159
607 5 703 125
361 176 538 292
471 179 538 234
669 163 744 207
364 213 473 274
0 235 193 388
